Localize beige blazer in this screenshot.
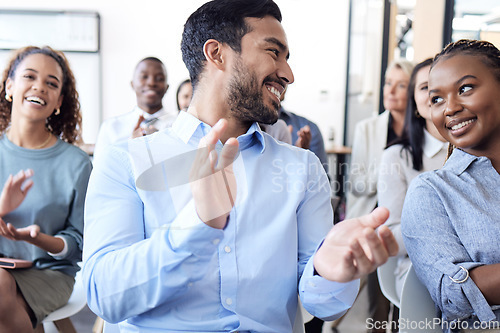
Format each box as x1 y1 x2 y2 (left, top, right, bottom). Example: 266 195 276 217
346 110 390 219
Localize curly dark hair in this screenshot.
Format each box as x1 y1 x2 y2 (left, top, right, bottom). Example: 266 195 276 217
432 39 500 83
0 46 82 144
181 0 282 89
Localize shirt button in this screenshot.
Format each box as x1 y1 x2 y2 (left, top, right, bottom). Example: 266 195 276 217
308 281 316 288
226 297 233 305
224 246 231 253
187 282 193 287
212 238 220 245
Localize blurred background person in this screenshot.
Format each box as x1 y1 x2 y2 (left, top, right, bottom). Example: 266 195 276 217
93 57 176 159
278 87 328 172
176 78 192 112
377 58 447 301
346 58 414 333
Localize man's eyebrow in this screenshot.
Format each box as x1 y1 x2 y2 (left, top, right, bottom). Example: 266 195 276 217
264 37 290 60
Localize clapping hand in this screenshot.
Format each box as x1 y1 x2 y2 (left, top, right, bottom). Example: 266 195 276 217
0 219 40 241
131 115 158 138
190 119 239 229
314 207 398 283
0 169 34 217
289 125 312 149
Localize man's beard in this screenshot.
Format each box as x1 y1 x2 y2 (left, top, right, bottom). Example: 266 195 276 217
226 59 280 125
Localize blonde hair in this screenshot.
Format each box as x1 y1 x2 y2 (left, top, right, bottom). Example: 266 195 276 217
385 58 415 79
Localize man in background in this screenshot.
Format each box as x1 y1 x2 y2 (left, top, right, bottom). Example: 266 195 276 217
279 89 328 173
93 57 177 159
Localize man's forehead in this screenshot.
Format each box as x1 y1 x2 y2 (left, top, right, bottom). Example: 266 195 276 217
136 62 166 74
243 16 289 50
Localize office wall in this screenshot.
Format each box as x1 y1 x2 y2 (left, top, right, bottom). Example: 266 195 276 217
413 0 446 62
0 0 349 145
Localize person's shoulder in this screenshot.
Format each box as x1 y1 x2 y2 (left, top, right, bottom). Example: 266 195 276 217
264 131 295 150
383 144 407 159
54 141 92 176
408 166 446 193
264 132 318 161
360 111 389 127
58 141 92 164
287 110 319 127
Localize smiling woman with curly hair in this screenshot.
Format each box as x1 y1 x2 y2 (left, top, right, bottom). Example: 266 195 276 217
0 45 91 331
0 45 82 143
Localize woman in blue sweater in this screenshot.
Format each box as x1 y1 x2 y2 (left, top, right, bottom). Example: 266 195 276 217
0 46 92 332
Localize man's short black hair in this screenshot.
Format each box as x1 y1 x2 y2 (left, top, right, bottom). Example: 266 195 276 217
181 0 282 88
134 57 167 77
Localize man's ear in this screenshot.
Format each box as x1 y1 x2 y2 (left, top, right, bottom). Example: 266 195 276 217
130 80 134 90
203 39 226 70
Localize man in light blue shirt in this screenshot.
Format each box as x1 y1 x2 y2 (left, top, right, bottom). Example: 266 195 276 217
83 0 398 331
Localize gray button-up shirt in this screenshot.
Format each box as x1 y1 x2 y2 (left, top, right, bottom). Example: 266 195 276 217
402 148 500 332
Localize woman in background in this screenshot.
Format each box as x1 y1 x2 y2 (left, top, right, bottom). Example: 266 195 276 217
346 58 414 333
377 58 447 300
176 78 192 112
0 46 92 332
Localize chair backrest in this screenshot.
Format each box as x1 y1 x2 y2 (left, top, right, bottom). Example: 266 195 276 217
377 256 401 308
292 296 314 333
399 264 441 333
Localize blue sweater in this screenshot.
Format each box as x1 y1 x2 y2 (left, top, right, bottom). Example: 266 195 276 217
0 136 92 277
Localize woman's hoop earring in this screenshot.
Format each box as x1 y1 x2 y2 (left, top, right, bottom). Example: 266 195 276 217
55 108 60 116
5 94 12 102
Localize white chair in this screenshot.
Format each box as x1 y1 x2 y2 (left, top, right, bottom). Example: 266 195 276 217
36 265 88 333
292 296 314 333
377 255 401 308
399 264 440 333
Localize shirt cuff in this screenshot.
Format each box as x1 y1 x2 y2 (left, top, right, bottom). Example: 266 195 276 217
167 200 224 257
48 235 69 259
299 251 360 319
301 255 360 298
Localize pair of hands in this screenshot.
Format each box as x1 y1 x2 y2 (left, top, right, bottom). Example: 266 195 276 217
131 115 159 139
190 119 398 283
289 124 311 149
0 169 40 241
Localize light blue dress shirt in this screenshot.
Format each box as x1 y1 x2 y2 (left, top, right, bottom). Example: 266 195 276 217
402 148 500 332
83 111 359 332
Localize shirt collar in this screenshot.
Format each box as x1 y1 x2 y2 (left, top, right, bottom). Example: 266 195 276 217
446 148 481 175
171 111 265 153
423 129 448 158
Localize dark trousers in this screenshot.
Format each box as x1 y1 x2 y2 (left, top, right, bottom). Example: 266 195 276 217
305 316 324 332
